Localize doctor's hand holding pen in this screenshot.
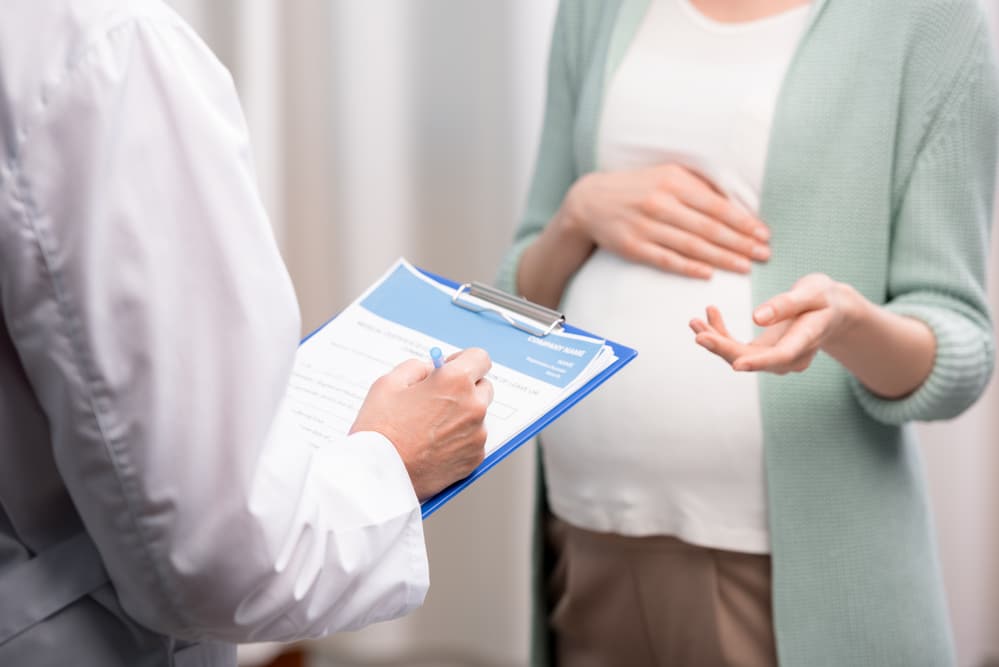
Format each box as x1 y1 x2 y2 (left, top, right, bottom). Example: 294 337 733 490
351 347 494 500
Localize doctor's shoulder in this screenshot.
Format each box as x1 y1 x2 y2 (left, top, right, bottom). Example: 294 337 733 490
1 0 204 133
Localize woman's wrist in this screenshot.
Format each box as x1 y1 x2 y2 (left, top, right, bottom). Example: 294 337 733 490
821 283 936 399
515 184 597 308
556 175 597 247
821 281 870 354
542 180 598 272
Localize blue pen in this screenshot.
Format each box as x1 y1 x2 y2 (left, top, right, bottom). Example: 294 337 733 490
430 346 444 369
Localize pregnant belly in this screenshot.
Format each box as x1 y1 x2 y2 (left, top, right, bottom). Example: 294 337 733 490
542 250 764 485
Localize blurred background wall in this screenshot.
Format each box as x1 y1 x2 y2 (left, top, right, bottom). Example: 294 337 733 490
167 2 999 666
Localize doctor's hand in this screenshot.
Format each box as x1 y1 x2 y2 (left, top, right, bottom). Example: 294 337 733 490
689 273 860 374
351 348 494 500
559 163 771 278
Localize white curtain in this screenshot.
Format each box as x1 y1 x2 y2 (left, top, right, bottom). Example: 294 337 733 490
167 2 999 665
168 1 556 665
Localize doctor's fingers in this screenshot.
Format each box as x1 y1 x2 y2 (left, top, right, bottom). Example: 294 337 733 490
643 193 770 264
439 347 492 382
473 377 495 407
381 358 432 388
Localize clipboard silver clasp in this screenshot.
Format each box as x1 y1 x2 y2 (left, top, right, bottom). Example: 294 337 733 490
452 282 565 337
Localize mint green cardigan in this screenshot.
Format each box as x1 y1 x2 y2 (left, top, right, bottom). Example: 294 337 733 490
496 1 998 665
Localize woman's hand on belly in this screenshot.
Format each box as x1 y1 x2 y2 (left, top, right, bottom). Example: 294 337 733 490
517 163 770 309
563 164 771 279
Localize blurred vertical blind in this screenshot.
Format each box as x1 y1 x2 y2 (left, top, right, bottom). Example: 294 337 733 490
167 1 557 665
166 2 997 665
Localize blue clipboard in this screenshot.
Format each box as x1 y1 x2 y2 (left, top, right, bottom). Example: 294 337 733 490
300 264 637 520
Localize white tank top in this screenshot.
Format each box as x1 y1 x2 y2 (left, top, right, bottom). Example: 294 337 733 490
541 0 810 553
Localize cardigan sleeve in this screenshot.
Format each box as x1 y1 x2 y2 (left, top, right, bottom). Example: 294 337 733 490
496 1 580 294
851 13 999 424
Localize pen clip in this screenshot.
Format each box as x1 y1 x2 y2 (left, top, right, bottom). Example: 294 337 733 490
452 282 565 337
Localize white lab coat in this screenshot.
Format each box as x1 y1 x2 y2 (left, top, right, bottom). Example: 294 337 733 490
0 1 428 664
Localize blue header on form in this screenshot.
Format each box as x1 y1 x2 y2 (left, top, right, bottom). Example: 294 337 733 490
361 265 603 388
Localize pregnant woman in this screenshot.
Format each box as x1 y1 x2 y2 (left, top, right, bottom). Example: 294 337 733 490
498 0 998 665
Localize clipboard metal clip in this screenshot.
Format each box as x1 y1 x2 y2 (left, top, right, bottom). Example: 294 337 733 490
452 281 565 337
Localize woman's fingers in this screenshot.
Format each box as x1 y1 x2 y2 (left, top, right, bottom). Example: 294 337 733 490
694 276 840 375
581 164 771 278
753 281 828 326
733 312 828 372
669 169 770 241
693 307 745 363
640 217 755 274
694 332 751 364
692 304 828 375
624 232 714 279
705 305 732 338
646 193 770 264
689 318 710 335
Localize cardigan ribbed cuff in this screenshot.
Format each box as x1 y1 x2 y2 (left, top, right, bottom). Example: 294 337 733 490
850 301 995 425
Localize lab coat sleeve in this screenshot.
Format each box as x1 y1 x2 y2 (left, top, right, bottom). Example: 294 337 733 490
1 12 428 642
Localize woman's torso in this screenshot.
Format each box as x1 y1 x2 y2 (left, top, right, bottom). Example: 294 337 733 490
542 0 811 552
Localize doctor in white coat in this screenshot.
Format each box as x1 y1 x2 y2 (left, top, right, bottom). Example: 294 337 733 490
0 1 494 665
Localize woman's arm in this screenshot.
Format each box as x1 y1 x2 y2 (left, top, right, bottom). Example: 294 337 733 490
501 3 770 307
515 197 594 308
690 274 936 399
693 3 998 421
822 290 936 399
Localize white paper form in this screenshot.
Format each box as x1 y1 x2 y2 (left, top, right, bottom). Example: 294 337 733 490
284 259 617 456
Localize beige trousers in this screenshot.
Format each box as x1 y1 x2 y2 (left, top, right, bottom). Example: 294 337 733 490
547 515 778 667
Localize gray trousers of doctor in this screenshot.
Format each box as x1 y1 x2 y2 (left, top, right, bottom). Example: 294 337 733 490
0 532 235 666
